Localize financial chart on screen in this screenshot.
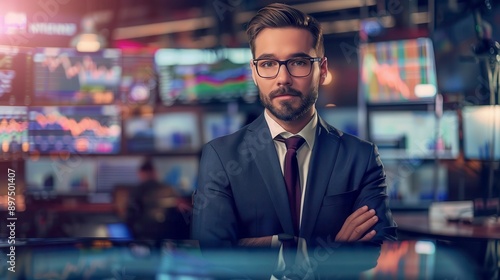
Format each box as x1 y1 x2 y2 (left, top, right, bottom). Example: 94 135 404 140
33 48 122 105
155 48 258 105
28 105 121 154
359 38 438 104
0 106 28 154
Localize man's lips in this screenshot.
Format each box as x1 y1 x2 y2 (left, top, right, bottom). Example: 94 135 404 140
272 93 299 99
271 92 300 99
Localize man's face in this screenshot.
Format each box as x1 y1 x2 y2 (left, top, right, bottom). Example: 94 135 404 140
251 27 327 122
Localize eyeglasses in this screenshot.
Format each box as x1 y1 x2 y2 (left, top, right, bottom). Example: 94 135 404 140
252 57 323 78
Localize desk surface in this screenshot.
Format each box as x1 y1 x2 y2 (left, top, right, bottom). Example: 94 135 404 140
393 213 500 240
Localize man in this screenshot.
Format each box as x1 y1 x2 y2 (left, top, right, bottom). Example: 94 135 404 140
192 3 397 278
126 158 187 243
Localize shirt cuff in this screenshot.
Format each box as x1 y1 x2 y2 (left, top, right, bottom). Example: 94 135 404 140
271 235 281 248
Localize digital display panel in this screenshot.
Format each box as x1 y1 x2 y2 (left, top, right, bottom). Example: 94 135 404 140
120 54 156 104
33 48 121 105
155 48 257 105
124 115 155 153
28 105 121 154
318 107 360 137
369 110 459 159
202 112 245 143
152 112 200 152
25 156 97 194
153 156 199 196
0 106 28 155
0 45 32 105
359 38 438 104
463 105 500 160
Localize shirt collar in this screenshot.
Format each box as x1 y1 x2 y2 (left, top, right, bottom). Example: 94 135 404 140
264 109 317 149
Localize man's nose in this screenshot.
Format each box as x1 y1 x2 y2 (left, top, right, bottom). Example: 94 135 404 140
276 64 292 86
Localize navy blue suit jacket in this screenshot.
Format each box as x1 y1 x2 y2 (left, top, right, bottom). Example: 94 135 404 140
192 113 397 249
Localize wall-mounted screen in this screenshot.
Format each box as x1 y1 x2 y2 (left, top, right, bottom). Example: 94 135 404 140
28 105 121 154
359 38 438 104
463 105 500 160
120 54 156 104
124 115 155 153
25 156 97 194
318 107 360 137
202 112 245 143
0 106 28 155
152 112 200 152
369 110 459 159
155 48 258 105
33 48 122 105
153 156 198 196
384 160 449 204
96 156 144 192
0 45 32 105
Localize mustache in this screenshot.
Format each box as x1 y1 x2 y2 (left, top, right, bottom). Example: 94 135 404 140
269 87 302 99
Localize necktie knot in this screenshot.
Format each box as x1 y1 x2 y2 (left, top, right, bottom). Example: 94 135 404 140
284 135 305 151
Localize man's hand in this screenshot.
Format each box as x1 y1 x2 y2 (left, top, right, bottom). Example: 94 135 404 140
238 236 273 247
335 205 378 242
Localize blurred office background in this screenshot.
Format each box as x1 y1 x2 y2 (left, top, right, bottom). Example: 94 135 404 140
0 0 498 241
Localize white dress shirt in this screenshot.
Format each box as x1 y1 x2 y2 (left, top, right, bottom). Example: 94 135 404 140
264 109 318 279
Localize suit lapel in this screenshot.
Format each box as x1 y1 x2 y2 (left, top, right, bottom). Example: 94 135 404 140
300 117 341 240
248 115 295 234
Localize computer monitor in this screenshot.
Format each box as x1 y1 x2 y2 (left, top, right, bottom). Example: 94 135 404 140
33 48 122 105
462 105 500 160
359 38 438 104
155 48 258 105
368 110 459 159
28 105 122 154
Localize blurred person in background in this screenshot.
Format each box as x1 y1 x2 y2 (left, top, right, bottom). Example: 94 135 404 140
126 158 189 245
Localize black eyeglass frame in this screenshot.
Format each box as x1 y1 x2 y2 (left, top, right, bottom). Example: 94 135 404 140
252 57 323 78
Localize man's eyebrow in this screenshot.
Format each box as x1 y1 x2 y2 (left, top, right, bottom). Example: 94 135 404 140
255 52 313 60
288 52 313 58
255 54 276 60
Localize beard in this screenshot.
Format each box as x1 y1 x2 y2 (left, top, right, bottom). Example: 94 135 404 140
259 85 317 122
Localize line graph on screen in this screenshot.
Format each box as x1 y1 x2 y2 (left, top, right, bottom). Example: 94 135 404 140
42 54 121 83
28 106 121 154
33 48 122 105
0 106 28 153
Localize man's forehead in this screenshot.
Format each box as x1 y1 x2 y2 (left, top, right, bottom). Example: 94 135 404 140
253 28 316 58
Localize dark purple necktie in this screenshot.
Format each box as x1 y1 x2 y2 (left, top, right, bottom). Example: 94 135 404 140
276 135 305 235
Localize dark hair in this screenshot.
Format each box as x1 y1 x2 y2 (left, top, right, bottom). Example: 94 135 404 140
246 3 324 58
139 158 155 172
